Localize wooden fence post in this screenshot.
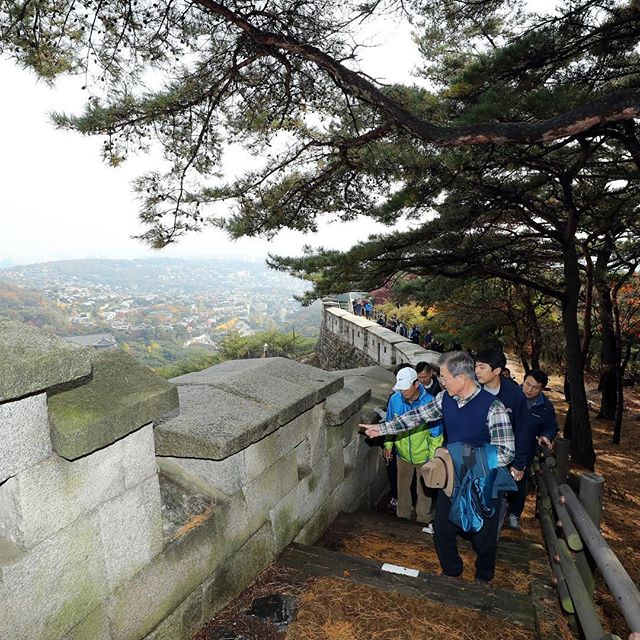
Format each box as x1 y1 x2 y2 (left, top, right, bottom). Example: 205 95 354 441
579 473 604 528
554 436 571 485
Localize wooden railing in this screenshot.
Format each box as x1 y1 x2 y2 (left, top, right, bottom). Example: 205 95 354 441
533 438 640 640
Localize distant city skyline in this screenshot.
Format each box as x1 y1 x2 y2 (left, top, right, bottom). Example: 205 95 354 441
0 16 420 267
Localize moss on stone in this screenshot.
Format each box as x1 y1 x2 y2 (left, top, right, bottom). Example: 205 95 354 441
48 349 178 460
61 606 109 640
0 319 91 401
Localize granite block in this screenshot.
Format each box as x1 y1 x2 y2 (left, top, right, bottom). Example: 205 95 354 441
0 393 51 484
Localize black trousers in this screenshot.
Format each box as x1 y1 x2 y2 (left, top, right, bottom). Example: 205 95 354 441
506 467 529 518
433 489 501 582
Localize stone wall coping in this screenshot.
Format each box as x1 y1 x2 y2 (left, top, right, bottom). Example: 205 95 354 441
0 319 92 402
366 326 412 344
324 379 371 426
342 315 376 329
325 307 350 318
155 358 343 460
394 341 442 362
48 350 179 460
336 366 395 407
394 342 430 357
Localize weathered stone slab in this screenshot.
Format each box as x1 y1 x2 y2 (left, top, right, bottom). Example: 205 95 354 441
324 378 371 426
172 357 342 421
48 349 178 460
0 393 52 484
0 514 108 640
157 358 341 460
143 583 204 640
108 518 220 640
154 385 279 460
294 501 332 546
98 476 163 590
0 535 24 567
395 342 440 366
339 366 395 407
0 319 91 402
296 455 331 525
327 442 345 491
335 365 392 379
140 523 276 640
269 484 301 555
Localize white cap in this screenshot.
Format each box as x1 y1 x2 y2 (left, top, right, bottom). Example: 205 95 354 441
393 367 418 391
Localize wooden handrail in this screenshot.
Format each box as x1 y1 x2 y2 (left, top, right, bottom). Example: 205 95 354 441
559 484 640 636
534 454 632 640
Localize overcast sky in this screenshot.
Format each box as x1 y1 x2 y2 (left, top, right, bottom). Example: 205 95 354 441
0 16 422 266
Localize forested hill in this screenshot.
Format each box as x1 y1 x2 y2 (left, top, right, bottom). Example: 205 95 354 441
1 257 302 295
0 280 74 332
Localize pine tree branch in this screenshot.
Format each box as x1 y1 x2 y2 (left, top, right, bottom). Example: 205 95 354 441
193 0 640 145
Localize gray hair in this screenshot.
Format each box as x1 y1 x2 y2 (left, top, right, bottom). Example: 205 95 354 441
438 351 475 379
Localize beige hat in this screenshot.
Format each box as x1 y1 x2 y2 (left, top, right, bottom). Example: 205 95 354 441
420 447 454 498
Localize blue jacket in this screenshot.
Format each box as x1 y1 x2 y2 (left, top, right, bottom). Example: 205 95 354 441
447 442 517 532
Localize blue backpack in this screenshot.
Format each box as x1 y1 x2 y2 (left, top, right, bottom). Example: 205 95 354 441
447 443 516 532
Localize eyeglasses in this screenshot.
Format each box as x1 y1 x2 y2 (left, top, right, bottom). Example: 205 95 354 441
439 373 458 384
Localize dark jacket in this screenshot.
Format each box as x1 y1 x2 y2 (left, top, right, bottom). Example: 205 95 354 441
486 378 530 471
524 391 558 464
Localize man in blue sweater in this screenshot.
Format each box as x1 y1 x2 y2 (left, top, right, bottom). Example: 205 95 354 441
474 348 529 530
361 351 515 585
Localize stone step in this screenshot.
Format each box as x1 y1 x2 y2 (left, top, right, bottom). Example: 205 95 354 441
323 510 536 570
277 542 536 630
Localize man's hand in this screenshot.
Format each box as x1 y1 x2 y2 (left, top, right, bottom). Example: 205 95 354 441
537 435 553 449
510 467 525 482
383 448 393 464
360 423 381 438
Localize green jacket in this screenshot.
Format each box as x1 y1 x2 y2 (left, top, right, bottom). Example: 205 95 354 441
384 386 444 463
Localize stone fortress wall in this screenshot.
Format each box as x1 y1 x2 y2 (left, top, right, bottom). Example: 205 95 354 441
0 318 396 640
317 300 442 370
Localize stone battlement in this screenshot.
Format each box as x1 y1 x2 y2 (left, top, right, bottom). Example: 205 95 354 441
317 300 442 370
0 319 392 640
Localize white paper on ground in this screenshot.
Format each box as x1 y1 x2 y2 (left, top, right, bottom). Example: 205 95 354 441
381 563 420 577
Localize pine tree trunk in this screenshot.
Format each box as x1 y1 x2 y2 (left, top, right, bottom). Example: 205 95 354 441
562 244 596 469
594 248 617 420
612 290 625 445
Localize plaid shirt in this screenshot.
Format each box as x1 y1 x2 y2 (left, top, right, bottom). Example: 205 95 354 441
378 386 515 467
